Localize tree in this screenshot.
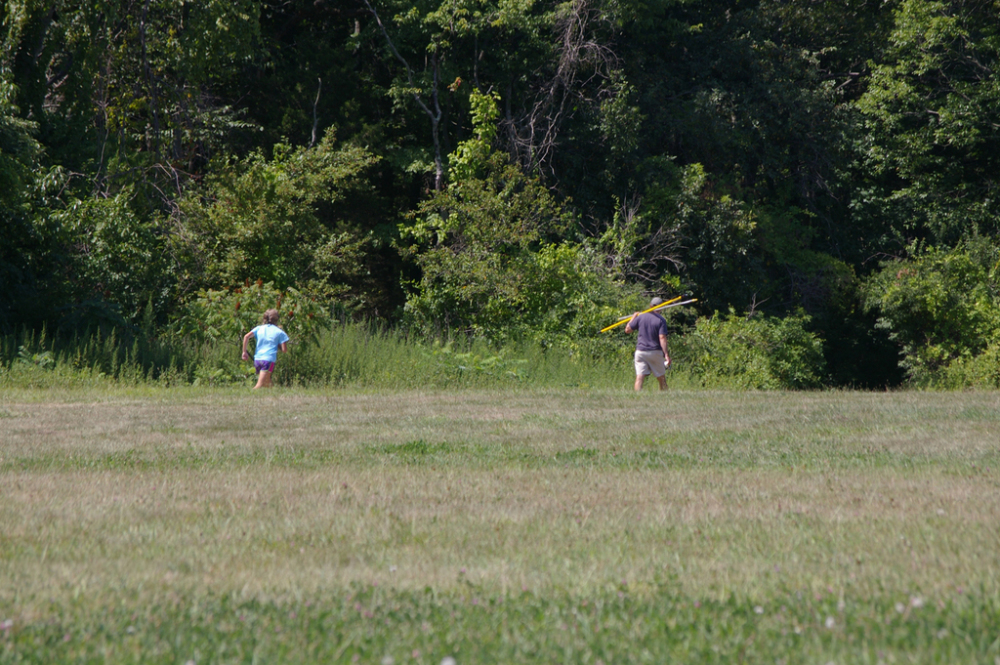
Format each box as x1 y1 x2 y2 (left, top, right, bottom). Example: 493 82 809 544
0 67 72 331
401 92 636 342
402 149 572 338
3 0 261 192
854 0 1000 246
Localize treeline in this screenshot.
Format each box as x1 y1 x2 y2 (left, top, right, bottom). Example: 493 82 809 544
2 0 999 388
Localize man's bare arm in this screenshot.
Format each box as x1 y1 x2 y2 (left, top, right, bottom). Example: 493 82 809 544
660 334 670 366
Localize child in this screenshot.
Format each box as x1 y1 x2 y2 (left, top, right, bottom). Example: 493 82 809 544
241 309 290 389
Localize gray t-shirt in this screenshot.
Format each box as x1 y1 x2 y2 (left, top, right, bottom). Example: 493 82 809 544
633 312 668 351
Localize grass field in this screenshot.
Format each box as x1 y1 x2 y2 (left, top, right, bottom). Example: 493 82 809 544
3 386 1000 663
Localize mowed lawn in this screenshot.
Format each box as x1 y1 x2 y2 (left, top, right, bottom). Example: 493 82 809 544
2 387 1000 663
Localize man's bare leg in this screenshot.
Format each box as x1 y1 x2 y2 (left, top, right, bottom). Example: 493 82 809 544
634 374 646 391
656 375 667 390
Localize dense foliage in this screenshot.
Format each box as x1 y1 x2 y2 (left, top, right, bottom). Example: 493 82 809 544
3 0 999 387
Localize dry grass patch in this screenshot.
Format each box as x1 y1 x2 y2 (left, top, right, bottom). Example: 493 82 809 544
4 465 999 607
3 387 1000 612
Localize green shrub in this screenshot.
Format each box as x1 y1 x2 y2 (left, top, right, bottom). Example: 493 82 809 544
171 127 379 302
930 342 1000 389
53 187 175 329
676 309 826 389
170 280 333 347
861 239 1000 383
404 235 643 353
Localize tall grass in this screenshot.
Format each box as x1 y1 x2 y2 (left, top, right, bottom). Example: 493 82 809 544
0 323 637 390
282 325 634 389
0 326 185 387
0 308 843 391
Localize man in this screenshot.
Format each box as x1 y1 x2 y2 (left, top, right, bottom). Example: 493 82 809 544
625 297 671 391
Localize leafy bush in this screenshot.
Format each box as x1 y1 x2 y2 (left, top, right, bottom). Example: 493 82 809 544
861 240 1000 383
405 233 642 350
934 342 1000 389
54 187 175 328
676 309 826 389
403 147 642 348
171 127 379 301
402 151 570 338
170 280 333 348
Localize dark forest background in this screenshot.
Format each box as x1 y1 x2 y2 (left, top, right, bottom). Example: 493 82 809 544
3 0 999 388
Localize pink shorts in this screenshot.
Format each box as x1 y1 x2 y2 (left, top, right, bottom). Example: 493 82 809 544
254 360 276 373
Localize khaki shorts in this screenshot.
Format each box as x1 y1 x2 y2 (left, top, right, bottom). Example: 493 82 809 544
634 349 667 378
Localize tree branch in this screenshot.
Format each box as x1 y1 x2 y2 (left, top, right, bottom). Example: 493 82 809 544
362 0 444 189
310 78 322 148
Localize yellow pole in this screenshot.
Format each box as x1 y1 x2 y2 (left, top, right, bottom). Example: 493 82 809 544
600 295 683 333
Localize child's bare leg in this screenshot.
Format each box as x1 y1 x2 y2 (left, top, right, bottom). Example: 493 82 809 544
254 370 272 389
